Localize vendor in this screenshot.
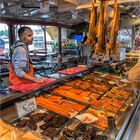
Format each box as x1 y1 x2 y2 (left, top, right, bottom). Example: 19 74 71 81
9 26 47 85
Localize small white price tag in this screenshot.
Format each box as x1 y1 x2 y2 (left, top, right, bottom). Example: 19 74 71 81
15 97 37 118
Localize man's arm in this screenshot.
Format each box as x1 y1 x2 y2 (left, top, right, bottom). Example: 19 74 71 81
13 47 47 84
23 73 47 84
12 47 29 77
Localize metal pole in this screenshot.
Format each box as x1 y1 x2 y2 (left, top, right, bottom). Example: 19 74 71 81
8 24 15 62
41 26 47 54
132 26 135 48
58 27 62 57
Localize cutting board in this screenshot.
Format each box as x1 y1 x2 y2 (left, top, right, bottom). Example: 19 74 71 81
9 78 56 92
58 67 87 75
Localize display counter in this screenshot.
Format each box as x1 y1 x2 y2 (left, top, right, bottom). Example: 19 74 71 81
0 67 139 140
0 79 58 106
0 67 88 106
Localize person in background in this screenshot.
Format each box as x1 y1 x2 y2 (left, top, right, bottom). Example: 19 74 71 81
77 42 81 56
135 31 140 49
0 38 5 48
9 26 47 85
81 36 91 56
0 38 5 55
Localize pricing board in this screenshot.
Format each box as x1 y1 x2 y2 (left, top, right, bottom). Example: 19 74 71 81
15 97 37 118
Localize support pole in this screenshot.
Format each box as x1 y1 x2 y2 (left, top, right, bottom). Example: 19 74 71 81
42 26 47 54
58 27 62 57
8 24 15 61
132 26 135 48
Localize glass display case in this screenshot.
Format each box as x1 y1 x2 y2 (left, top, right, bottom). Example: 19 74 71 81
0 70 139 140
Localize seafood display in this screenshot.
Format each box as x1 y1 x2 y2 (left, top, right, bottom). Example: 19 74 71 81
14 110 69 139
5 71 137 139
85 108 115 130
8 78 56 92
102 74 121 81
36 95 86 118
58 121 107 140
58 66 87 75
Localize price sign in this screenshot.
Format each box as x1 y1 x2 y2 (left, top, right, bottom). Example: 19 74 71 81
15 97 37 118
49 0 57 5
40 1 49 13
71 10 78 19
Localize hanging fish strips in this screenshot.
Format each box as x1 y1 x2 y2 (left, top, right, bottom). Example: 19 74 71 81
86 2 96 51
107 0 120 57
95 0 108 54
87 0 120 56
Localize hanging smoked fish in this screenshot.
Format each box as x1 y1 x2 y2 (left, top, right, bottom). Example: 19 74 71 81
95 0 108 54
104 0 109 50
107 0 120 57
86 2 96 49
104 0 108 25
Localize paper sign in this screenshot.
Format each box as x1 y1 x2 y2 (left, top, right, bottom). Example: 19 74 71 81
40 1 49 13
71 10 78 19
15 97 37 118
49 0 57 5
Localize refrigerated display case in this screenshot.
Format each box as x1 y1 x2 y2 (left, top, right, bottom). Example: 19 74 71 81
0 70 139 140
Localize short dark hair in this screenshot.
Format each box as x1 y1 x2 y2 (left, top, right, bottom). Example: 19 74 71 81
82 36 88 43
18 26 32 40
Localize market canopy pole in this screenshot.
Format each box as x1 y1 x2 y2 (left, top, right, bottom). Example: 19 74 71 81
8 24 15 61
58 27 62 57
41 26 47 54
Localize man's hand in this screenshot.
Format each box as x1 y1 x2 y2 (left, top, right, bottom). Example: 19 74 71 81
23 73 48 84
34 77 48 84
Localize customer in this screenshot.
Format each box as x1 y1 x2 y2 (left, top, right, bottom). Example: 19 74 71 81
81 36 91 56
77 42 81 56
9 26 47 85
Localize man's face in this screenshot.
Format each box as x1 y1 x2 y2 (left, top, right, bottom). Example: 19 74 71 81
22 29 33 45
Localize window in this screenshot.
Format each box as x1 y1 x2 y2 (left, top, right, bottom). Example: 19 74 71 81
15 25 45 51
15 25 57 52
46 26 58 52
117 28 132 49
0 23 9 55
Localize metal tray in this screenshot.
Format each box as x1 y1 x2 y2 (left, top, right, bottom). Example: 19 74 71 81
37 94 88 118
11 108 70 139
55 118 105 140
